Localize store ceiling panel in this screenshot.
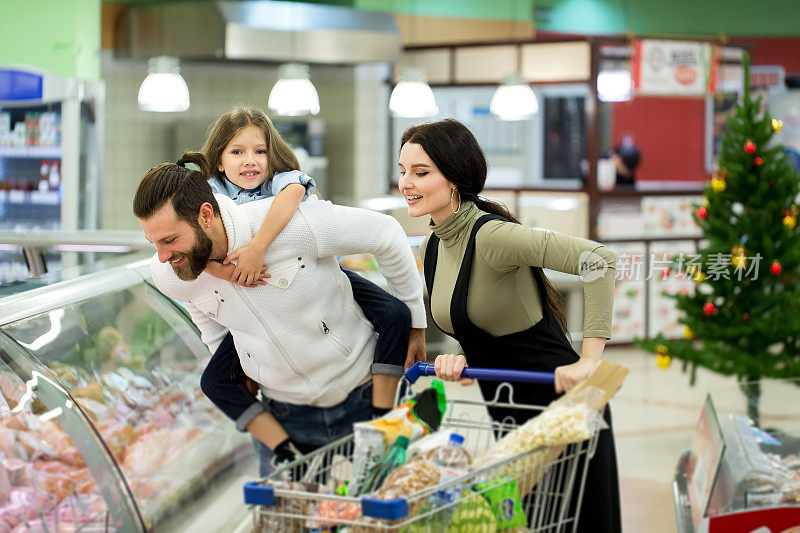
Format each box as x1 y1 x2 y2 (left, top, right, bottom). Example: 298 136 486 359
115 0 401 63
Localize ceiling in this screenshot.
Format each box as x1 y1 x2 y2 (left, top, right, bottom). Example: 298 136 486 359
103 0 800 38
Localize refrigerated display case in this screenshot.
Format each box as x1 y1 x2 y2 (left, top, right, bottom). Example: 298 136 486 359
0 66 105 283
0 259 254 531
674 394 800 533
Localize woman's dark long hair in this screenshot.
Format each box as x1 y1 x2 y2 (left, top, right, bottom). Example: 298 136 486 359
401 119 569 335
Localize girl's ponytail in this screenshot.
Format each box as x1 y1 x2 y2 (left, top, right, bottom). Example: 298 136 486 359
176 150 211 180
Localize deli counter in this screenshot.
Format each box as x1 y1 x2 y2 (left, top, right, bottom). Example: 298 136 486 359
0 259 254 532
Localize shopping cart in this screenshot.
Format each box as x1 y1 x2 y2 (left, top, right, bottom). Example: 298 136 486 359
243 362 602 532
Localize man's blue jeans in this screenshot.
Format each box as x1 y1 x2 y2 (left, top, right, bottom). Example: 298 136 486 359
257 381 373 477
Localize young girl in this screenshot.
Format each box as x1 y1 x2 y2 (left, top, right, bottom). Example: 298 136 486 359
198 106 425 470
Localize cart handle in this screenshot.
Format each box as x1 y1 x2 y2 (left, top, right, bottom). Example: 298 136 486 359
403 362 555 385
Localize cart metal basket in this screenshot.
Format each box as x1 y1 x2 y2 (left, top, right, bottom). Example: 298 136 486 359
244 363 601 532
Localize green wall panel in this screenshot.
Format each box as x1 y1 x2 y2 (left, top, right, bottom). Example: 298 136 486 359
0 0 100 80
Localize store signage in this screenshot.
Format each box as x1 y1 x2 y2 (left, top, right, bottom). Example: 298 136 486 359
632 39 719 96
0 69 43 101
686 395 726 529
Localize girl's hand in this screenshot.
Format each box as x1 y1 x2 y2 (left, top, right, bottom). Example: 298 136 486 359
224 243 271 286
205 259 268 287
433 354 473 386
554 358 598 394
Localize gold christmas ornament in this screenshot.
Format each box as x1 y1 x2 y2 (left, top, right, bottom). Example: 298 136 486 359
785 215 797 230
694 271 706 284
772 118 784 132
732 255 747 269
731 245 746 257
656 353 672 369
683 325 694 339
711 177 727 193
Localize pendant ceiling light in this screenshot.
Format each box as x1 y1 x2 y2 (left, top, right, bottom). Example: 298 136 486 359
268 63 320 117
597 69 633 102
138 56 190 113
490 73 539 121
389 67 438 118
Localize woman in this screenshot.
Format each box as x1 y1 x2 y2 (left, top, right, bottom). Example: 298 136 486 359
398 119 620 533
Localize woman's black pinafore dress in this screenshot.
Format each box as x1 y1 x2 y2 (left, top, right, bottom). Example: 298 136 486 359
424 214 621 533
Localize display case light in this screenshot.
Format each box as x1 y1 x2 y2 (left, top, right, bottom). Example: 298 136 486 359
137 56 190 113
490 74 539 121
389 67 438 118
597 70 633 102
268 63 321 117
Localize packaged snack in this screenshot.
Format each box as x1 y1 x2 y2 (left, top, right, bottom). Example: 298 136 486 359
473 478 526 530
404 488 496 533
352 457 440 533
408 430 468 459
350 388 444 496
473 388 606 475
306 499 361 529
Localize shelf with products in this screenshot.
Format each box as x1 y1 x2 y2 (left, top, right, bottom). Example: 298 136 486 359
0 147 62 159
0 260 254 531
1 67 103 232
674 393 800 533
597 194 706 344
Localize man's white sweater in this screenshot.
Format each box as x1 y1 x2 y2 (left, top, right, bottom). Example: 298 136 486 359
151 195 426 407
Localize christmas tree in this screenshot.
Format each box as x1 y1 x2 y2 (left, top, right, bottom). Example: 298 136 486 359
637 52 800 425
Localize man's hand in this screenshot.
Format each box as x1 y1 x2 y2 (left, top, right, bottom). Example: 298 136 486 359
404 328 427 370
224 243 271 286
243 376 259 396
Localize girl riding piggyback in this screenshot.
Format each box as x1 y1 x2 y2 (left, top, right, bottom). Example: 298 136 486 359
196 106 425 472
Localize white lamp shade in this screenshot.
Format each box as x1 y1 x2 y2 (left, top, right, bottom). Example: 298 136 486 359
490 74 539 121
138 57 190 113
389 67 438 118
597 70 633 102
268 64 320 116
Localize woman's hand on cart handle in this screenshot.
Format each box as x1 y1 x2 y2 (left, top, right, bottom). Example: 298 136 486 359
434 354 474 386
554 358 599 393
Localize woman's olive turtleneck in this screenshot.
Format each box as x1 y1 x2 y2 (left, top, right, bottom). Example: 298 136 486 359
429 201 478 248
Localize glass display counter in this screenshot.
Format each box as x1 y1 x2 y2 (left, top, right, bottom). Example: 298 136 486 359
0 259 253 531
674 392 800 533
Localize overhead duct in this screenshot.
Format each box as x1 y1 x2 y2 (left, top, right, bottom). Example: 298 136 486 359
116 0 402 64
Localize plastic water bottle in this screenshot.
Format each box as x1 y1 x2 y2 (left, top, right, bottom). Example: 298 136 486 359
430 433 469 525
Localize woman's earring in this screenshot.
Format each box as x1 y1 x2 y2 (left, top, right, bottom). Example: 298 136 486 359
450 188 461 214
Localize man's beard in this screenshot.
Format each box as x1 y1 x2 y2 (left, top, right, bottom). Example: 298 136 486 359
171 223 213 281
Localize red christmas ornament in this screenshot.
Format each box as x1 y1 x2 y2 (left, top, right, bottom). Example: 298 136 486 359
661 267 671 279
703 302 715 315
754 156 764 166
697 206 708 219
744 141 757 154
771 261 783 275
743 312 750 323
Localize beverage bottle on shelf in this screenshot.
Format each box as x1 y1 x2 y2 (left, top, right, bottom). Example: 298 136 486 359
359 435 409 495
430 433 470 525
39 161 50 192
48 160 60 190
